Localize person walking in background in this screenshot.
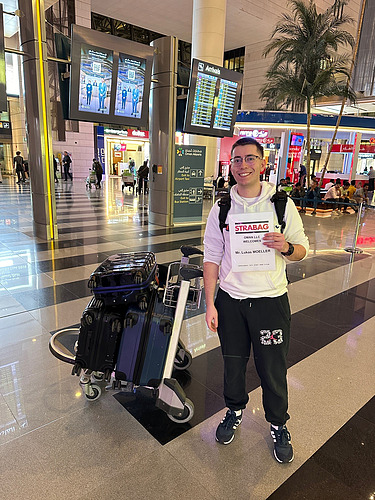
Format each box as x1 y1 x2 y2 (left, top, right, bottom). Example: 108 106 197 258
14 151 25 184
92 158 103 188
0 162 3 183
137 160 149 194
299 163 306 186
368 166 375 193
62 151 73 181
53 155 59 183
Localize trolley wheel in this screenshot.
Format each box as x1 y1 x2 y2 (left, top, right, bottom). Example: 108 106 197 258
174 350 192 371
167 398 194 424
85 384 101 401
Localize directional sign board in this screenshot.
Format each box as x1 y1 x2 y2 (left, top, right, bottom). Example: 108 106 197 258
173 145 206 223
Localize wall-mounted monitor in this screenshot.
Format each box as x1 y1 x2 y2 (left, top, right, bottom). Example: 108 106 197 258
290 133 304 147
183 58 243 138
70 25 153 127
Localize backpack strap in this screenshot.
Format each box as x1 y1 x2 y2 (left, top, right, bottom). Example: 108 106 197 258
270 190 288 234
218 193 231 233
218 189 288 234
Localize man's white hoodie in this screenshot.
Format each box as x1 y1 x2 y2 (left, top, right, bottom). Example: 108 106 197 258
204 182 309 299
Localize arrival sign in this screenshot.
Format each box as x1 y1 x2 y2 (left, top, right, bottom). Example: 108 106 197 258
173 145 206 223
228 212 276 271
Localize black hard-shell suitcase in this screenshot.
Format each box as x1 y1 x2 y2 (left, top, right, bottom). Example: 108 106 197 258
115 291 174 387
72 297 123 380
88 252 157 306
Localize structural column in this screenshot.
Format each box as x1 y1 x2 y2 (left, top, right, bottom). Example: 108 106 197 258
190 0 226 178
149 36 178 226
18 0 58 240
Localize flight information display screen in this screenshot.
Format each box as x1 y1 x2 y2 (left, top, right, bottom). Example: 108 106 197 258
184 59 243 138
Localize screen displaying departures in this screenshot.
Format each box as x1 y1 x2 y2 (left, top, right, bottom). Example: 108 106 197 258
184 59 243 138
70 25 153 127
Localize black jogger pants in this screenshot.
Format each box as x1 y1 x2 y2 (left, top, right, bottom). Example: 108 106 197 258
215 288 291 426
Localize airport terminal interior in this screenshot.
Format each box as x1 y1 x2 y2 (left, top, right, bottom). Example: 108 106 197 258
0 177 374 499
0 0 375 498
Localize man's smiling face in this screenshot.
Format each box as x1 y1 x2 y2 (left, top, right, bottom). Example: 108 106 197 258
230 144 266 191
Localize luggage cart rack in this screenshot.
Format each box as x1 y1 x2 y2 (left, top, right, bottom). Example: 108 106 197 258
163 262 203 311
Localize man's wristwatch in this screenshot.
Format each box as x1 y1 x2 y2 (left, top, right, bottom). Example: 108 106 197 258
281 242 295 256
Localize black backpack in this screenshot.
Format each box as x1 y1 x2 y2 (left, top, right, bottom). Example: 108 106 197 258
218 189 288 234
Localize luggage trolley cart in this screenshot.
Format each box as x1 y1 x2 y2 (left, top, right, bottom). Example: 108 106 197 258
48 246 204 423
155 245 204 422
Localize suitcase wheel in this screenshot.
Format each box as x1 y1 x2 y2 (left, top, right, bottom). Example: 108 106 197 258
112 319 122 334
72 363 82 376
133 271 143 284
104 369 112 382
138 296 148 311
174 349 192 371
83 313 93 326
125 313 138 328
160 320 172 335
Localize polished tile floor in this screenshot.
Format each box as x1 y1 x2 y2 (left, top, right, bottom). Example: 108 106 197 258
0 176 374 499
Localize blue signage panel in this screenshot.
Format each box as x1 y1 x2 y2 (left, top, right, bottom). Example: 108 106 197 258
94 125 105 173
174 145 206 223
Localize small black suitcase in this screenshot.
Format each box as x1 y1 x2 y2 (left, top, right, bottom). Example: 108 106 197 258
72 297 123 380
88 252 157 307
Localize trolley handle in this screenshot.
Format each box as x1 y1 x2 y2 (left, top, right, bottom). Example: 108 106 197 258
180 245 204 258
180 267 203 281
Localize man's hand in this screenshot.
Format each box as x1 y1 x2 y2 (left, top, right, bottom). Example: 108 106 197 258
262 232 289 253
205 303 218 332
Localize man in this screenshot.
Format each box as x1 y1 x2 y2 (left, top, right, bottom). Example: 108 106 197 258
121 87 127 110
53 155 59 183
299 164 306 186
368 166 375 192
14 151 25 184
86 80 93 106
92 158 103 188
323 183 342 215
98 78 107 111
300 179 321 214
132 84 140 115
203 137 309 463
62 151 73 181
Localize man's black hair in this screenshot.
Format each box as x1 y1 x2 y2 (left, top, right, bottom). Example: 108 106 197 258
335 178 341 184
351 180 356 186
230 137 264 158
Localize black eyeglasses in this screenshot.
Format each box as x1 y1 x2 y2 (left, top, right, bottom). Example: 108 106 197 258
230 155 262 167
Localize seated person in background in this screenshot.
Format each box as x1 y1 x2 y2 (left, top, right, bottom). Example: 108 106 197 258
363 184 370 205
347 180 357 200
335 178 344 198
342 180 353 213
290 182 306 206
279 178 293 194
325 179 334 190
353 181 368 204
300 179 321 215
324 184 342 214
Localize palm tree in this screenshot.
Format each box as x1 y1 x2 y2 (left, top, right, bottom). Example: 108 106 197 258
260 0 356 186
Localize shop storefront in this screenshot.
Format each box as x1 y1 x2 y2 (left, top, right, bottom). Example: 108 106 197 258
102 128 149 175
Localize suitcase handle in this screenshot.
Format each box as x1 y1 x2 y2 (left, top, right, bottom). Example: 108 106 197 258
180 245 203 258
